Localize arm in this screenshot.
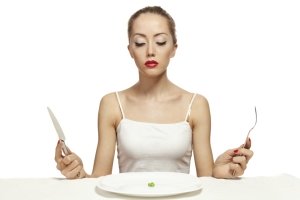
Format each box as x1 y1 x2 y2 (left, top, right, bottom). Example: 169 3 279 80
91 93 119 177
55 93 118 179
191 95 214 177
191 95 254 178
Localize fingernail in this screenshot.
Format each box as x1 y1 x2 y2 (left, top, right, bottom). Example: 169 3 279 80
234 149 239 154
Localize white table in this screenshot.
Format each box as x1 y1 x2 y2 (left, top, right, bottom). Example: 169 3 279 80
1 174 299 200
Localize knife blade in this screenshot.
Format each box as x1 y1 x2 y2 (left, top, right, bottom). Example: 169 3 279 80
47 107 70 155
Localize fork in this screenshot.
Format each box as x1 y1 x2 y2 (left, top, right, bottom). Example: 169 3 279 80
242 106 257 148
232 106 257 176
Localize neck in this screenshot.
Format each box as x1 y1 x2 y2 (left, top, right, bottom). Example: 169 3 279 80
133 73 174 99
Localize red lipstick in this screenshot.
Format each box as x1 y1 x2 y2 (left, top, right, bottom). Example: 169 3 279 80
145 60 158 68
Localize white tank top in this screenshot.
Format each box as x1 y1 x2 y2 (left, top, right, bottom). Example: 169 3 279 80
115 92 197 174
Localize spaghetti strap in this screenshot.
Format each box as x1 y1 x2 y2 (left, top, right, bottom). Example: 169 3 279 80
184 93 197 122
115 91 125 119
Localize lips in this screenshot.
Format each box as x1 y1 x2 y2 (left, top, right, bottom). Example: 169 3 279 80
145 60 158 68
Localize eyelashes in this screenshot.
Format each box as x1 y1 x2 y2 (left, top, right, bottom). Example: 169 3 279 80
134 41 167 47
157 41 166 46
135 42 145 47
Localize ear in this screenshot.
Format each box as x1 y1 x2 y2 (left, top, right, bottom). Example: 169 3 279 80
127 44 134 58
170 44 178 58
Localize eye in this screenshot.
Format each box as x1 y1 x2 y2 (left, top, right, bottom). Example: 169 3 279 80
135 42 145 47
156 41 167 46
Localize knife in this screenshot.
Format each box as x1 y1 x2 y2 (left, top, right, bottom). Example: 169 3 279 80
47 107 70 155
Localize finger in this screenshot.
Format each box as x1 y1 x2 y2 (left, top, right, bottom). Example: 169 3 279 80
58 154 80 173
77 169 86 179
62 159 80 173
61 163 78 178
219 148 241 164
230 148 242 157
62 163 83 179
230 163 244 177
72 165 83 179
226 148 240 157
57 140 71 156
62 153 81 165
56 162 65 171
62 154 74 165
65 144 72 155
244 137 251 149
232 156 247 170
56 154 66 171
237 148 254 163
55 140 64 162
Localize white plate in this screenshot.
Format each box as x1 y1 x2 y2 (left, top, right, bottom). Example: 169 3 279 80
96 172 202 197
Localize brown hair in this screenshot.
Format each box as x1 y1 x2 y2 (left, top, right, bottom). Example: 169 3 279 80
128 6 177 45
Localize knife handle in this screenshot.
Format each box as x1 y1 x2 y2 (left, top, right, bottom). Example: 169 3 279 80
61 140 70 155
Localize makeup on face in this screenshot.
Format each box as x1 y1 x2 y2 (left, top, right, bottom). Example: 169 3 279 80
132 34 168 48
128 14 176 71
144 60 158 68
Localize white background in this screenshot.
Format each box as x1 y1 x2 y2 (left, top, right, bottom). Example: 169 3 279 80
0 0 299 178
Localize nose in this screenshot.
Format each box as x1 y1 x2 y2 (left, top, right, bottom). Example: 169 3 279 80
147 52 155 57
147 42 156 58
147 53 155 57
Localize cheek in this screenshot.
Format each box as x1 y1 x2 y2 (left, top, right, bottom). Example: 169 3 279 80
169 49 176 58
167 46 176 57
132 49 146 60
131 51 146 67
157 49 174 59
157 44 176 57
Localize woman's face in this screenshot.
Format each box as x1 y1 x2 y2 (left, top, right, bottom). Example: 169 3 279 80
128 13 177 77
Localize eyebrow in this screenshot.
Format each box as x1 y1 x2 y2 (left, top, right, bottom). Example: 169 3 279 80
133 32 168 38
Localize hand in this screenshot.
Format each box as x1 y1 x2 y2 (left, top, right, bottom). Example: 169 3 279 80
55 140 86 179
213 138 254 179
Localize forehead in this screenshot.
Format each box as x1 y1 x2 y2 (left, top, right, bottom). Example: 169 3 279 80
131 13 170 35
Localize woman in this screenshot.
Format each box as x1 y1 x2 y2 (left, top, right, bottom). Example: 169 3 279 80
55 6 253 179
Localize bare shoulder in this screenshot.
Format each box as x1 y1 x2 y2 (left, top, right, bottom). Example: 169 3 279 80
190 93 211 125
98 92 121 126
100 92 118 106
193 94 209 108
179 88 209 107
